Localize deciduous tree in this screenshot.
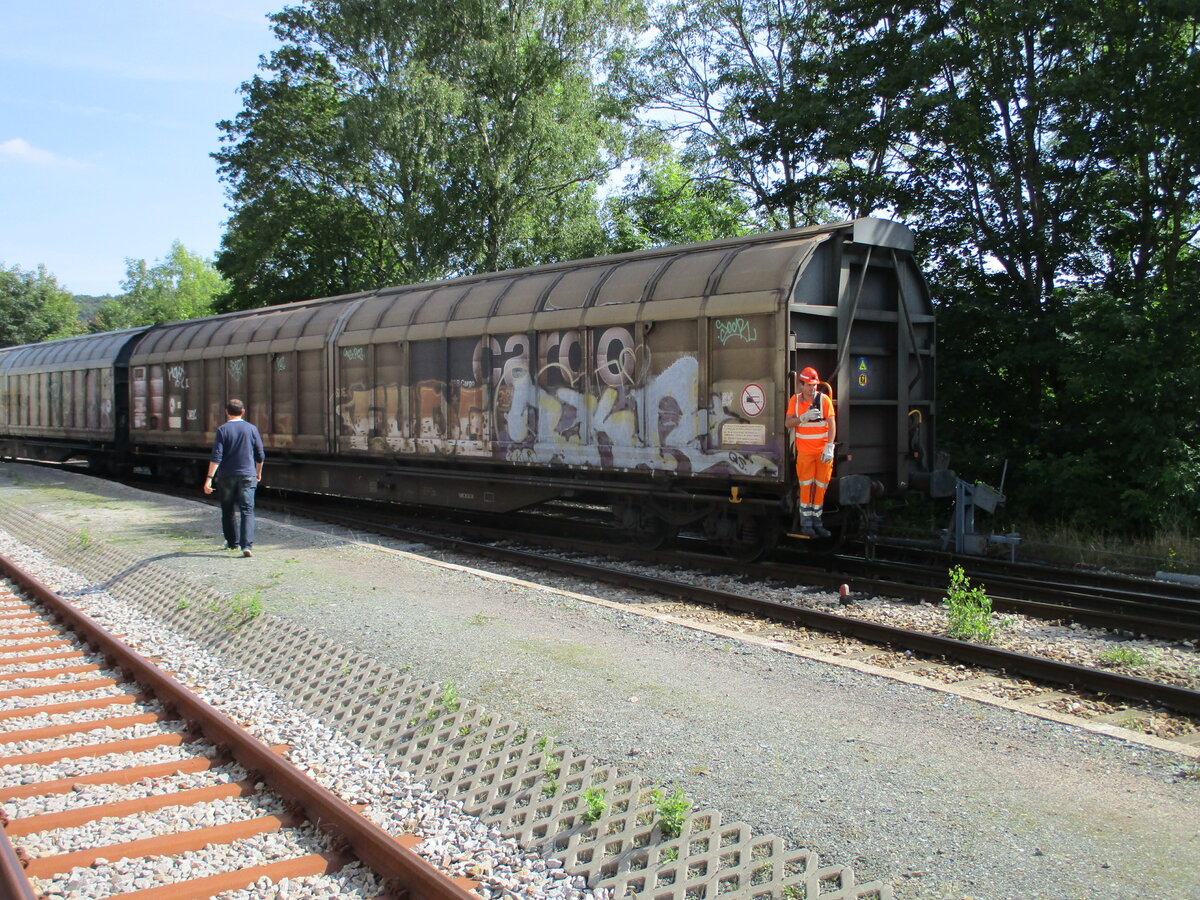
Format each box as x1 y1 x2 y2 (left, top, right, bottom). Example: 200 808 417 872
214 0 643 308
94 242 227 330
0 263 83 348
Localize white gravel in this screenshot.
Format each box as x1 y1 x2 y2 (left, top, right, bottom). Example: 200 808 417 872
4 762 247 818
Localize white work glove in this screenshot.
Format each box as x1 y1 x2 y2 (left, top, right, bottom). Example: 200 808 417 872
799 407 824 422
821 442 835 464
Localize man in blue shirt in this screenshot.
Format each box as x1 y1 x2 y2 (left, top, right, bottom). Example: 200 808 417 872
203 399 265 557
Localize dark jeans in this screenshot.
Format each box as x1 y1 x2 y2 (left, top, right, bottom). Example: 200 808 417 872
218 476 257 549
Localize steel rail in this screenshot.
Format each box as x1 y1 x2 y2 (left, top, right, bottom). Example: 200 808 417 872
808 559 1200 642
842 555 1200 620
0 554 478 900
0 828 37 900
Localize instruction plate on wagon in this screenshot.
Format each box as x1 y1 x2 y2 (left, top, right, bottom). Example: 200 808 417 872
721 423 767 445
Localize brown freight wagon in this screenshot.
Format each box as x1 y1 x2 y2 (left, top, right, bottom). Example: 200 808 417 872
118 218 952 558
0 328 148 470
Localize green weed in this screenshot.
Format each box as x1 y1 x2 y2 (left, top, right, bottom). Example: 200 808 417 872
206 590 265 628
542 745 560 780
1097 646 1150 668
469 613 492 625
943 566 996 642
582 787 608 824
650 786 691 838
440 681 461 712
76 529 91 549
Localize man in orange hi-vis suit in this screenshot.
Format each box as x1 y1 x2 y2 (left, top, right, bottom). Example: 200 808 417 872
784 366 836 537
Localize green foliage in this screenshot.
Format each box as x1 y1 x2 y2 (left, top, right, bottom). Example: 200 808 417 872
0 262 84 348
650 786 691 838
582 787 608 823
604 148 759 252
1096 646 1150 669
214 0 645 309
631 0 841 229
94 241 227 330
206 589 266 629
943 566 996 642
440 681 461 712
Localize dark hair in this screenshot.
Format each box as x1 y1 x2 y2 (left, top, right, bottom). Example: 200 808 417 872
226 399 245 416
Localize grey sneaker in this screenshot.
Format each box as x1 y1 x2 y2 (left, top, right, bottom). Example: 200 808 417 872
242 548 253 558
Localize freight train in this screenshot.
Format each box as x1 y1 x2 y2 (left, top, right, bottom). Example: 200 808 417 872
0 218 955 559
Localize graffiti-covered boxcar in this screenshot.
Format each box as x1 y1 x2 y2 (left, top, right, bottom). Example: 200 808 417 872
1 219 954 557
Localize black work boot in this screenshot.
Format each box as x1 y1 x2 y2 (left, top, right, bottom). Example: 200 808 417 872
812 516 831 538
800 515 816 537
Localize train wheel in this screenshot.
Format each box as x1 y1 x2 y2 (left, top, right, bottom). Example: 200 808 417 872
710 511 778 563
615 501 677 550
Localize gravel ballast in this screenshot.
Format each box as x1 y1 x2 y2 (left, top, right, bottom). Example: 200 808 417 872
1 463 1198 900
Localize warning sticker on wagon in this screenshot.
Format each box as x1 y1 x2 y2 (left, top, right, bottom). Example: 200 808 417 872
721 423 767 445
740 383 765 417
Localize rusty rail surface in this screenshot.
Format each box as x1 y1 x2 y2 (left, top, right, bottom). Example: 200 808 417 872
0 553 479 900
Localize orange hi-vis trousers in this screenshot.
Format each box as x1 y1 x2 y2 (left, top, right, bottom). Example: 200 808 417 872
795 450 833 514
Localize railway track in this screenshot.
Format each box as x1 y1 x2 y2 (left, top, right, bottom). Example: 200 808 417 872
0 554 481 900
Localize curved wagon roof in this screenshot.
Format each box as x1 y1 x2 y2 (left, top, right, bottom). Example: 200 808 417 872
129 217 923 363
0 328 148 374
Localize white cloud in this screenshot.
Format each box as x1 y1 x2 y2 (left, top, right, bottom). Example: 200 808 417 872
0 138 86 169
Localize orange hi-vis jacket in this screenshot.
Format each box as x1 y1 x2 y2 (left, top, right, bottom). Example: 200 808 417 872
787 390 835 454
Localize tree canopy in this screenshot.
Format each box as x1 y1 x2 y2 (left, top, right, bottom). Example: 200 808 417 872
93 241 228 330
213 0 645 309
0 263 84 348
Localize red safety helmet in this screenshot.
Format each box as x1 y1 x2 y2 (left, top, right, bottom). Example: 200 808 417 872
798 366 820 385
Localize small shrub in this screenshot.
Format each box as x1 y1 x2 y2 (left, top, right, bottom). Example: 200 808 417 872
651 787 691 838
583 787 608 823
943 566 995 642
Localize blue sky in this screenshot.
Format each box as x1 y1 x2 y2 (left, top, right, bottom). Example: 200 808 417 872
1 1 283 296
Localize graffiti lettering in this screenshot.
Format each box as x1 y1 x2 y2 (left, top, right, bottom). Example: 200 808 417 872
167 365 189 389
538 330 583 387
475 334 530 386
596 326 636 387
715 318 758 346
227 358 245 379
276 355 288 372
342 346 365 361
